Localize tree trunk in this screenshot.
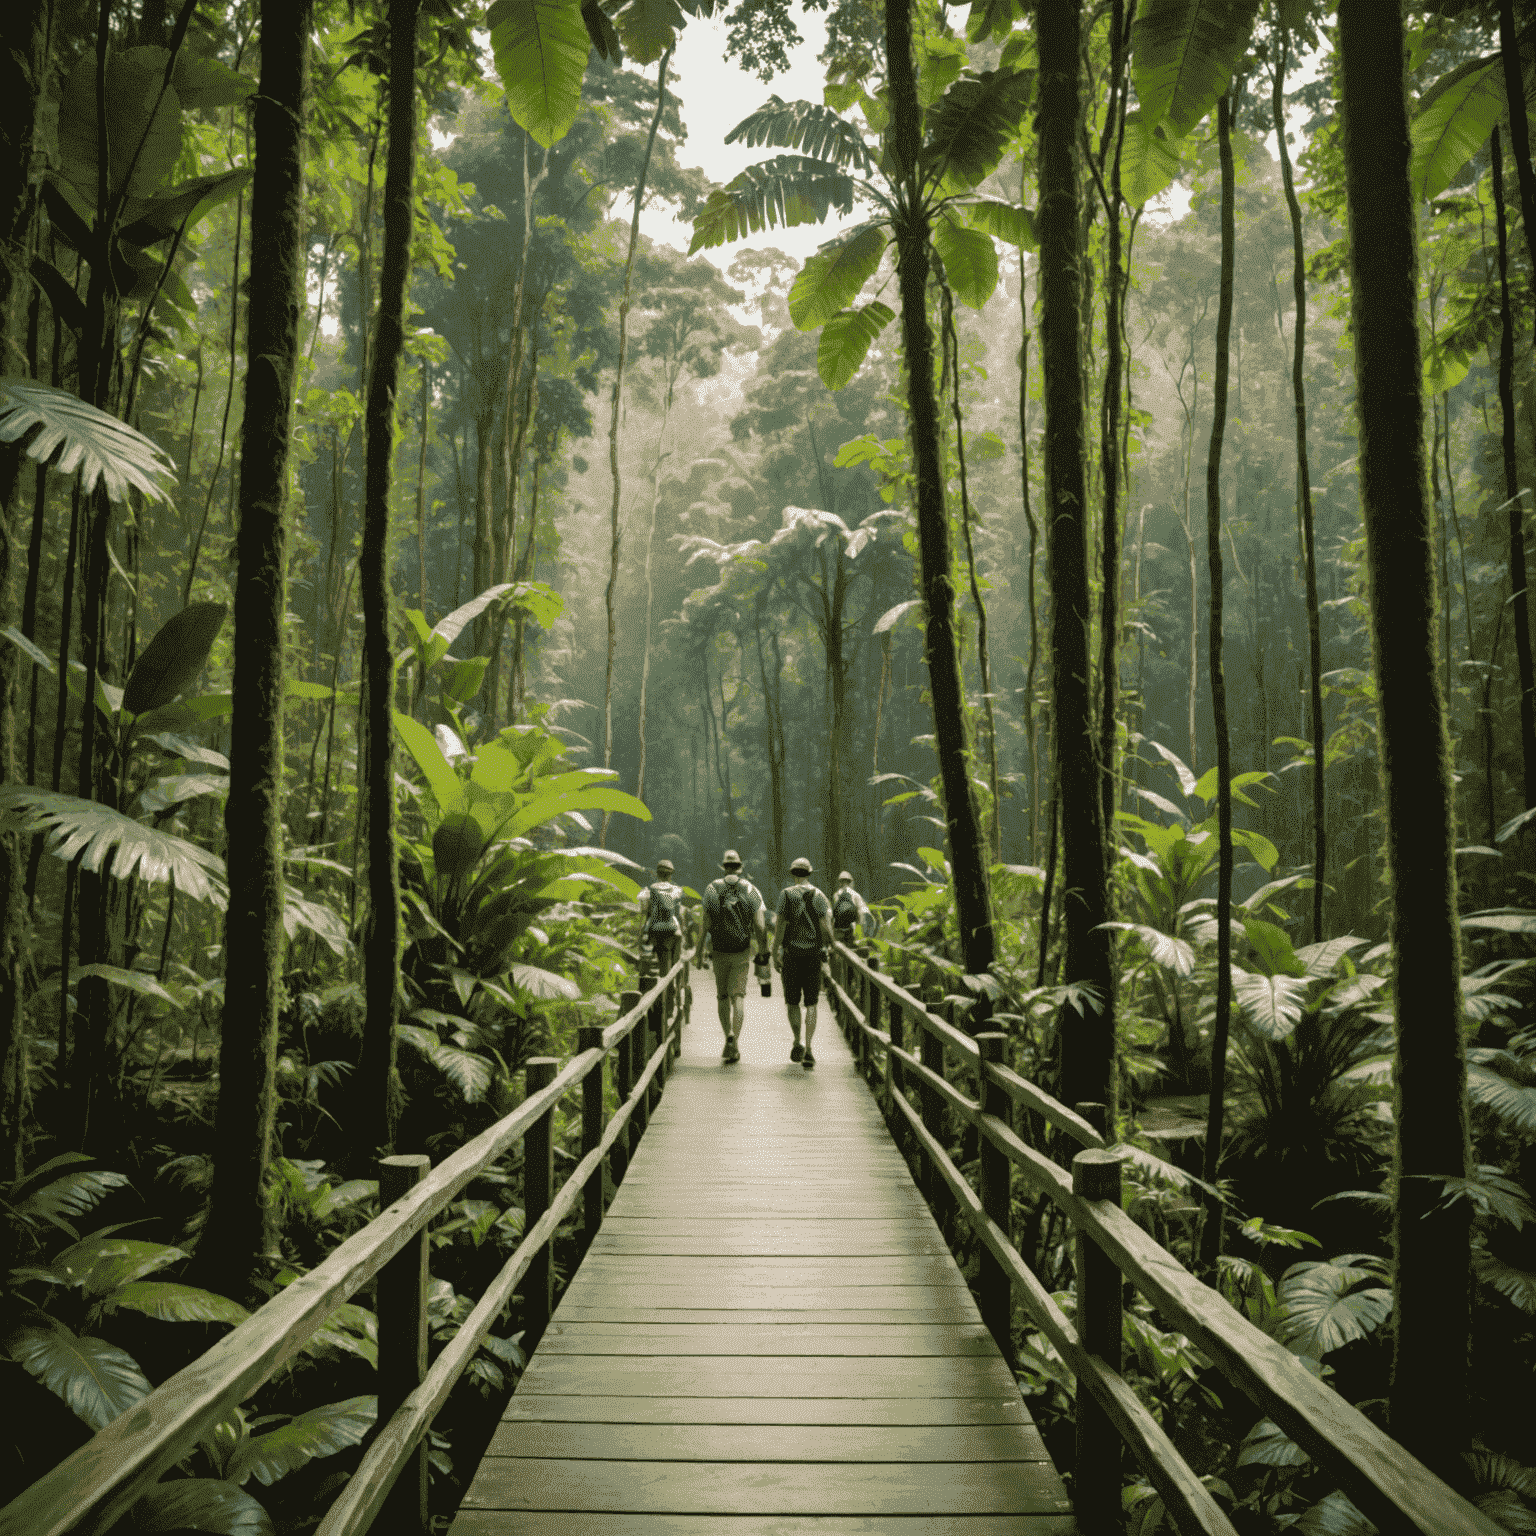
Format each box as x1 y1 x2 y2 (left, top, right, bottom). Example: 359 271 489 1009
1033 0 1113 1102
636 386 674 808
1498 0 1536 319
472 407 495 655
1019 262 1042 864
602 49 671 846
885 0 994 985
353 0 419 1161
1491 125 1536 813
202 0 313 1299
416 358 430 610
755 608 787 878
1198 90 1237 1277
1337 0 1471 1474
1273 32 1327 944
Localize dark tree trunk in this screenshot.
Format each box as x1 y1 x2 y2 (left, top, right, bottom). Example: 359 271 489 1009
1337 0 1471 1474
1498 0 1536 309
203 0 313 1299
885 0 995 986
1491 126 1536 813
353 0 419 1160
1034 0 1113 1102
1198 91 1237 1277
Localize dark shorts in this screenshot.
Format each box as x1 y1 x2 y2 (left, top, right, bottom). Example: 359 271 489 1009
782 949 822 1007
651 932 681 972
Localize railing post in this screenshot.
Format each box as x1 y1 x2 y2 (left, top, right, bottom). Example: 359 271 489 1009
919 987 948 1208
377 1153 430 1536
647 988 665 1103
852 946 868 1077
611 996 632 1187
579 1025 604 1251
866 953 886 1106
976 1033 1012 1363
1073 1148 1124 1535
620 988 646 1151
524 1057 557 1349
888 997 905 1107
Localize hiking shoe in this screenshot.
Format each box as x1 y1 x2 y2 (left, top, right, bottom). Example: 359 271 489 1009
724 1037 740 1063
790 1042 805 1063
801 1049 815 1070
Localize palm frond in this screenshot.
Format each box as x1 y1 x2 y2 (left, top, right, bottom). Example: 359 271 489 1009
725 97 875 173
0 379 177 503
689 156 857 254
0 786 226 906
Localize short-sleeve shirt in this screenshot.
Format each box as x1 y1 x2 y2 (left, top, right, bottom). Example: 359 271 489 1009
638 881 685 935
703 875 765 952
775 883 831 952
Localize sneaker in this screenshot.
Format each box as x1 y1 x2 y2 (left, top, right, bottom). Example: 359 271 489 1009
801 1049 815 1070
724 1037 740 1063
790 1042 805 1063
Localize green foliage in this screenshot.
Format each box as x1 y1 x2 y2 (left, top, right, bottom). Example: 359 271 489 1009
1409 57 1502 203
3 1317 151 1430
788 225 889 330
488 0 592 148
816 302 896 391
725 96 877 172
128 1478 275 1535
223 1397 377 1487
122 603 228 717
689 155 859 253
1131 0 1260 142
931 213 999 309
1274 1253 1391 1359
920 68 1033 188
1120 110 1181 206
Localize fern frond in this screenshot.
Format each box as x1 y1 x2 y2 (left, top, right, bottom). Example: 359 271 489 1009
689 156 858 253
724 97 876 173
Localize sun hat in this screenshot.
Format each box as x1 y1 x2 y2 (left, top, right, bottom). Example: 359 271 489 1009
720 849 743 869
838 870 853 882
791 856 812 875
656 858 674 875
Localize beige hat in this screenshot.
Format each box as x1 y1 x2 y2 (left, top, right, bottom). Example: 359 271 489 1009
791 856 812 875
656 858 674 875
720 848 742 869
838 870 853 883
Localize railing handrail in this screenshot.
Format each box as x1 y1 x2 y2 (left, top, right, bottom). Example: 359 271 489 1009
0 951 692 1536
826 941 1502 1536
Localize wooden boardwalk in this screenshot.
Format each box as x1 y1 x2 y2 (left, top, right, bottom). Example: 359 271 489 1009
452 974 1076 1534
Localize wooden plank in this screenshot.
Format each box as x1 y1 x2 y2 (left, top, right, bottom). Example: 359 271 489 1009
551 1306 982 1325
501 1394 1034 1427
452 1512 1077 1535
514 1355 1020 1397
537 1322 998 1356
585 1235 950 1257
460 1458 1073 1515
571 1259 962 1285
485 1421 1052 1462
555 1283 977 1309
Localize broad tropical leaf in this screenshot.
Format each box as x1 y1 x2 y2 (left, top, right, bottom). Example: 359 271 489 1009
816 301 895 390
1275 1256 1391 1359
1231 965 1309 1040
4 1319 150 1429
1291 1491 1376 1536
58 48 181 199
54 1236 186 1298
1145 739 1198 796
1419 1166 1536 1230
1119 109 1181 206
873 598 921 633
0 379 177 503
118 168 252 246
282 894 350 956
788 224 889 330
488 0 590 148
960 198 1036 249
511 963 582 1000
1242 916 1305 978
122 603 227 716
104 1282 250 1325
613 0 684 63
1131 0 1261 142
1410 57 1502 203
689 156 857 253
225 1396 377 1487
1473 1245 1536 1313
1461 908 1536 936
931 213 999 309
922 68 1033 188
1237 1417 1308 1468
0 787 227 906
395 711 468 814
725 96 876 172
398 1025 495 1102
130 1478 275 1535
73 964 180 1007
1294 936 1368 978
1467 1062 1536 1137
9 1155 130 1238
1098 922 1195 976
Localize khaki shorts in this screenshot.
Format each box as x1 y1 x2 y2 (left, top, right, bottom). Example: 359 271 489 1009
711 949 751 999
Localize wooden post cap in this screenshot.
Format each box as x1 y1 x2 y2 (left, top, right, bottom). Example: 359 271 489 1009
975 1032 1007 1062
526 1056 558 1087
1072 1147 1126 1199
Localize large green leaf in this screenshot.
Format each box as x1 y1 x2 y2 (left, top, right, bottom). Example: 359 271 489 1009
54 1237 186 1299
73 964 180 1007
58 47 181 200
395 711 468 814
1119 109 1181 206
1468 1062 1536 1137
1131 0 1261 142
1231 965 1309 1040
1098 921 1195 976
960 198 1036 249
1294 936 1368 978
130 1478 275 1535
118 168 252 247
225 1396 377 1487
1275 1256 1391 1359
0 379 178 503
398 1025 496 1102
931 214 999 309
105 1282 250 1326
488 0 590 148
1409 58 1504 202
689 156 857 253
788 224 888 330
5 1319 150 1429
0 787 227 905
172 53 256 109
816 301 896 391
922 68 1033 188
1236 1417 1309 1468
502 785 651 838
613 0 685 63
281 894 350 956
725 96 876 172
1242 916 1305 978
123 603 227 716
511 963 582 1000
1291 1491 1376 1536
9 1156 130 1239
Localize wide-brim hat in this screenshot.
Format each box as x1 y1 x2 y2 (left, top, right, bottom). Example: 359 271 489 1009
790 857 812 874
838 870 853 883
656 859 675 874
720 848 743 869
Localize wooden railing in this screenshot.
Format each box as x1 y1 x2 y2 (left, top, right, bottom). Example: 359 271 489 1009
824 942 1503 1536
0 952 692 1536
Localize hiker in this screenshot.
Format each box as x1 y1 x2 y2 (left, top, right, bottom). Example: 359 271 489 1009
830 870 874 946
702 848 767 1063
772 857 835 1069
637 858 687 975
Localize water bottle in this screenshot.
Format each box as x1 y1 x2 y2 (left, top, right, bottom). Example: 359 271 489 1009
754 953 772 997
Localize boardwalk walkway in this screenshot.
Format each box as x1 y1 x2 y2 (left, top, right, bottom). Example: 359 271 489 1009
452 971 1076 1534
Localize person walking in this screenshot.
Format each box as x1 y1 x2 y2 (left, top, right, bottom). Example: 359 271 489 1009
637 858 687 975
830 870 874 947
703 849 767 1063
772 857 834 1069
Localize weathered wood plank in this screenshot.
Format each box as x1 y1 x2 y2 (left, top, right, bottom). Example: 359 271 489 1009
551 1306 981 1325
514 1355 1021 1397
571 1259 964 1285
484 1421 1051 1462
460 1459 1074 1515
536 1322 998 1356
501 1394 1033 1426
452 1513 1077 1535
585 1235 951 1257
555 1284 978 1310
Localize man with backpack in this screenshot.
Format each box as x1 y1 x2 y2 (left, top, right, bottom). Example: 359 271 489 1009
771 857 835 1069
703 849 767 1063
637 858 687 976
831 871 873 947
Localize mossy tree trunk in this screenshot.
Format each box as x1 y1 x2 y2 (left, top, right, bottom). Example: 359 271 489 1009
203 0 314 1300
1337 0 1471 1474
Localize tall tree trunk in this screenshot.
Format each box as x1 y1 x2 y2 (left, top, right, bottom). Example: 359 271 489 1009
416 358 430 610
0 0 50 1179
1491 125 1536 814
1337 0 1471 1475
755 606 787 878
1034 0 1113 1103
1019 261 1042 864
354 0 419 1160
1198 90 1238 1276
885 0 995 985
471 407 494 654
602 49 671 845
636 386 674 808
202 0 313 1299
1498 0 1536 313
1273 31 1327 943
